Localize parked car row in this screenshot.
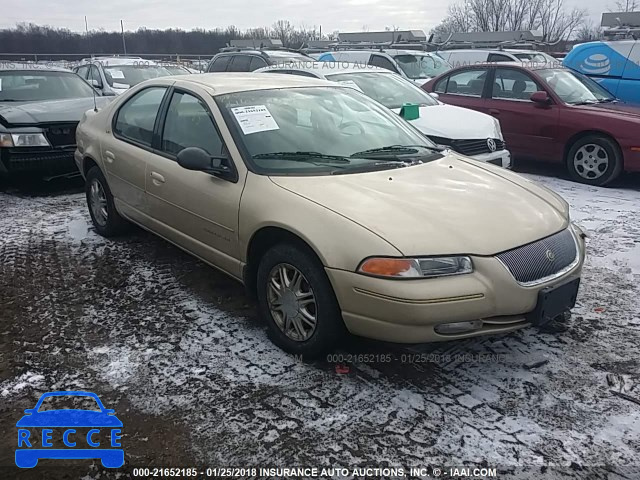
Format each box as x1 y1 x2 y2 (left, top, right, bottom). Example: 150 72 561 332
423 61 640 186
74 73 586 356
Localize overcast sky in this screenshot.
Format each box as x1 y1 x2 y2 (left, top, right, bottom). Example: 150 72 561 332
1 0 613 34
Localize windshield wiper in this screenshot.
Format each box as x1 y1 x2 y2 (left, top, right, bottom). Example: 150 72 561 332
252 151 350 163
350 144 442 158
331 161 408 175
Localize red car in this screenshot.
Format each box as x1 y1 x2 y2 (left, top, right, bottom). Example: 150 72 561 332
423 62 640 186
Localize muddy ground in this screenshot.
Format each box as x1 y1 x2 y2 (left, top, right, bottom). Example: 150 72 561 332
1 165 639 480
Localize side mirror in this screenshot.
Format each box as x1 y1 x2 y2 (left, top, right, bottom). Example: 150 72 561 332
530 91 551 105
89 78 103 89
105 409 116 415
177 147 231 178
429 92 440 100
23 409 35 415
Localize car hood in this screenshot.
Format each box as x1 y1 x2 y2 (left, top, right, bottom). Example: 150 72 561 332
391 105 501 140
0 97 111 127
270 154 568 256
575 102 640 119
16 410 123 427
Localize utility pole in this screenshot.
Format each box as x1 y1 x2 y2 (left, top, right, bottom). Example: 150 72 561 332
85 16 91 53
121 20 127 55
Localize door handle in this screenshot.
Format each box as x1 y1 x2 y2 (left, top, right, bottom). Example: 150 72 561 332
489 109 500 116
104 150 115 163
150 171 165 185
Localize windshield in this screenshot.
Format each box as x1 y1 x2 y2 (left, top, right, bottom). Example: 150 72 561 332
0 70 95 102
103 65 172 88
38 395 101 412
539 68 615 104
163 66 190 75
326 72 438 109
394 54 451 79
216 86 438 175
513 52 557 64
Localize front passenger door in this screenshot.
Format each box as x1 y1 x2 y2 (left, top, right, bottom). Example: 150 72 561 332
145 88 246 277
489 68 559 159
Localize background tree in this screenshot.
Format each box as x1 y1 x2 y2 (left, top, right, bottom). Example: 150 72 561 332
431 0 587 42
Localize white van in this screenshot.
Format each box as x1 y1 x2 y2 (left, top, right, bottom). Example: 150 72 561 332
317 49 451 87
439 49 557 68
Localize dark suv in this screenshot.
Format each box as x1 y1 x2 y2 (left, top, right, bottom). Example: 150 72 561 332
206 48 312 72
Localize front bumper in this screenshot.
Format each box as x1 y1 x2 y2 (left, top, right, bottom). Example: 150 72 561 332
0 147 78 176
469 148 512 168
326 226 585 343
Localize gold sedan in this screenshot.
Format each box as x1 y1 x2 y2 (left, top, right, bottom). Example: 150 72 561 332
75 73 586 357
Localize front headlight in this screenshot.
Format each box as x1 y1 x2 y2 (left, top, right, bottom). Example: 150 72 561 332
493 118 504 141
1 133 51 147
358 256 473 279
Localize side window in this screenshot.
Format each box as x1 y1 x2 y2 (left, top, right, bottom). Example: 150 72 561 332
88 65 102 87
76 66 89 79
434 76 448 93
368 55 398 73
228 55 252 72
114 87 167 147
249 56 268 71
488 53 513 62
443 69 489 96
208 56 230 72
493 68 540 100
161 91 224 157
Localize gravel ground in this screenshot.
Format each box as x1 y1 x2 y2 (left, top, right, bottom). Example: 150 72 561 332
0 167 639 480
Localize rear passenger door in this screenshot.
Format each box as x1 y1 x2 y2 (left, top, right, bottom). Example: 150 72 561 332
145 87 245 277
208 55 231 72
106 86 169 216
432 67 491 113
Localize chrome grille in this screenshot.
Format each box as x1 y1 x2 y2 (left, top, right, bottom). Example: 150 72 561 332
44 123 77 147
496 229 578 285
429 136 506 156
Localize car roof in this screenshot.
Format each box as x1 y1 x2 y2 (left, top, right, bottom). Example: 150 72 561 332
81 57 157 66
0 63 72 73
169 72 338 95
451 61 561 71
381 49 438 56
261 62 391 77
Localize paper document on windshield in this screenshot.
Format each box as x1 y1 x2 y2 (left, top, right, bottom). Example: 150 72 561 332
109 70 126 79
231 105 280 135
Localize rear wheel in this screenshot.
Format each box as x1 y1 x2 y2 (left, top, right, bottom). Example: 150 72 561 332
86 166 129 237
566 135 622 186
256 243 345 358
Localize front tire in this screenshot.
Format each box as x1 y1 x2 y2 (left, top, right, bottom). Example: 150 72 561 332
85 166 129 237
256 243 345 358
566 135 622 186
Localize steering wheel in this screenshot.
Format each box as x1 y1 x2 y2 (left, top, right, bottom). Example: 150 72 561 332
338 121 365 135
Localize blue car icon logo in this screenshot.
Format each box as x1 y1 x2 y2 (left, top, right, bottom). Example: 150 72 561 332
15 391 124 468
